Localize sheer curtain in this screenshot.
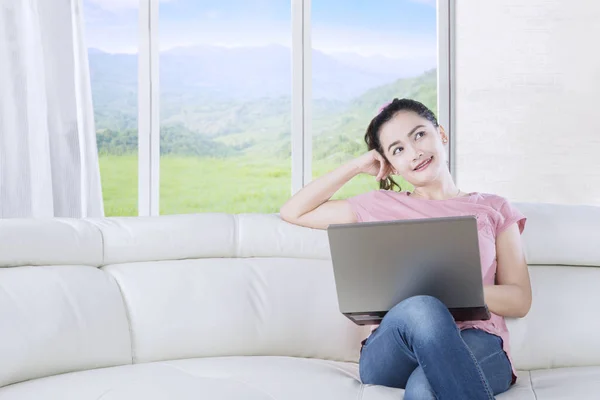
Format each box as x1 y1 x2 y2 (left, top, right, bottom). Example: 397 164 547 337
0 0 103 218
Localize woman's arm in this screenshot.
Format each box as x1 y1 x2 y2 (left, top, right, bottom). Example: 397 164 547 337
279 162 360 230
484 222 532 318
280 150 391 230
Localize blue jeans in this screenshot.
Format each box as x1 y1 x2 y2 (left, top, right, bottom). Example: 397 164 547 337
359 295 513 399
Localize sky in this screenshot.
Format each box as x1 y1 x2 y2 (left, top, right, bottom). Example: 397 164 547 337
83 0 436 59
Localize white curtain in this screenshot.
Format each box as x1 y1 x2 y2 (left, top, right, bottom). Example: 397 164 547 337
0 0 104 218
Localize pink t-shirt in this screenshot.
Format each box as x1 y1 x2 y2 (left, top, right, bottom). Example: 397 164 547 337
346 190 526 383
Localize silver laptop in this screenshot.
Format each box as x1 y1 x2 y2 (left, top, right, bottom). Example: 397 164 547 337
327 215 490 325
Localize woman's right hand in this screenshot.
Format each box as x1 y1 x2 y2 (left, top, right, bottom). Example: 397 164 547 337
353 149 393 181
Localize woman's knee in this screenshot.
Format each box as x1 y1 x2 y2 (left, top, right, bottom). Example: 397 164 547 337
405 367 436 400
385 295 450 323
404 384 436 400
381 295 455 339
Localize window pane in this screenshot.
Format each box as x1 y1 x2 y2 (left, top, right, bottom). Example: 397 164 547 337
83 0 138 216
158 1 291 214
311 0 438 198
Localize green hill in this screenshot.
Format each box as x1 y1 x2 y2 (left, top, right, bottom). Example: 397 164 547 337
94 69 437 162
311 69 436 163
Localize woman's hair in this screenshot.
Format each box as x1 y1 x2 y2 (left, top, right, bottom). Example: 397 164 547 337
364 98 439 191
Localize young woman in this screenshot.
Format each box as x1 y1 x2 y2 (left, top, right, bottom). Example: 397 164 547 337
280 98 532 399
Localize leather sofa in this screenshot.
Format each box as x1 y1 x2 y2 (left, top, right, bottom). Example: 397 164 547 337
1 202 599 399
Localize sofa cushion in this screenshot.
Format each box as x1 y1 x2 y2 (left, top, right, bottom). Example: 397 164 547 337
0 219 102 267
102 257 370 364
0 357 403 400
528 366 600 399
237 214 330 259
515 202 600 267
87 214 237 265
0 266 131 387
3 357 594 399
507 265 600 370
87 213 331 266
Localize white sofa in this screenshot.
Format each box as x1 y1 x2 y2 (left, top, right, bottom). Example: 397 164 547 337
0 202 599 399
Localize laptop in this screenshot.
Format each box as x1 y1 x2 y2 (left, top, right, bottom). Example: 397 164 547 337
327 215 490 325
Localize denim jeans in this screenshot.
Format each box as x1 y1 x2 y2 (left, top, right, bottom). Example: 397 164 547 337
359 295 513 399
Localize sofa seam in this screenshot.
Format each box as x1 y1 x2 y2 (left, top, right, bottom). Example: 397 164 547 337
90 221 133 363
356 382 365 400
88 220 106 267
233 214 240 257
529 371 538 400
106 270 135 365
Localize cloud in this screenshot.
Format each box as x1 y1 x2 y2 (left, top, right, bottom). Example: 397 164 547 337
86 0 174 11
205 10 220 19
312 26 436 59
408 0 436 6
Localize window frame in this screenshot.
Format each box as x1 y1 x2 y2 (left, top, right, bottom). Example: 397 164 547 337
137 0 453 215
138 0 160 216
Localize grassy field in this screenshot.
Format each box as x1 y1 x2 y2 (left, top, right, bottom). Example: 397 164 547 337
99 154 411 216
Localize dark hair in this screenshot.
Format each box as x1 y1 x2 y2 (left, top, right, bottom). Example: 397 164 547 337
364 98 439 191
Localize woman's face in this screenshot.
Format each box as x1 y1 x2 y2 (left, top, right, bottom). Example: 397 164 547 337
378 111 449 185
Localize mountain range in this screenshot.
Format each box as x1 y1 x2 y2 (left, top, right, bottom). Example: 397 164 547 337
90 45 437 161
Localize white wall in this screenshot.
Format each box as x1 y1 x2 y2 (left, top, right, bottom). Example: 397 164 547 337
454 0 600 205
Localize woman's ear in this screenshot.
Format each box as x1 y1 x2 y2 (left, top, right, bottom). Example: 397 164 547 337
439 125 449 144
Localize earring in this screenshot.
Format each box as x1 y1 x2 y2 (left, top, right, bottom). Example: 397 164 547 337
442 138 448 144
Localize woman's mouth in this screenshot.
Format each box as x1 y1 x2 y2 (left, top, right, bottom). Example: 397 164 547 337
414 156 433 172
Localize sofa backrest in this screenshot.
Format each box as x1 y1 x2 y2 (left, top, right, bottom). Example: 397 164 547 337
0 219 131 388
0 214 367 388
507 202 600 370
88 214 367 370
1 202 599 387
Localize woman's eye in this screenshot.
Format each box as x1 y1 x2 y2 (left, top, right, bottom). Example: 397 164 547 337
393 147 403 155
415 131 425 139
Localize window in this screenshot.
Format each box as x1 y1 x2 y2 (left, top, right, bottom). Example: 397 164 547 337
83 0 446 216
311 0 438 198
83 0 139 216
158 0 292 214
